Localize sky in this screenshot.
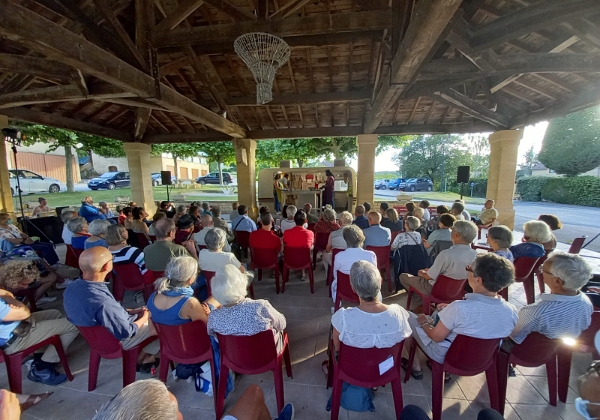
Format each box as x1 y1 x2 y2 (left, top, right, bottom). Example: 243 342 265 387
348 122 550 172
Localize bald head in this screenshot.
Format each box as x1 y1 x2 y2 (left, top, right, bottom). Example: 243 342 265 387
368 211 382 226
201 214 213 227
79 247 113 280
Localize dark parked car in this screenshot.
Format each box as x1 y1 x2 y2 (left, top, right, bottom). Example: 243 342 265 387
88 171 130 190
374 179 389 190
196 172 233 185
151 172 176 186
400 177 433 192
386 178 407 190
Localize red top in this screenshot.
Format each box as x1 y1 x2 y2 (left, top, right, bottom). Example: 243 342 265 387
283 226 314 249
314 219 340 234
250 228 281 251
118 214 126 225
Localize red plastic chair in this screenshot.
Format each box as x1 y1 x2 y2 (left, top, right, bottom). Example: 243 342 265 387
499 256 540 304
307 223 316 232
149 235 157 243
76 325 158 391
391 231 402 243
204 269 254 299
154 321 217 410
326 248 344 288
313 231 331 269
497 332 560 414
136 232 151 250
568 236 586 254
65 244 80 269
366 245 393 292
405 275 467 315
235 231 251 259
404 335 501 420
0 335 74 394
330 341 405 420
15 287 39 312
215 330 292 419
334 271 359 312
251 247 281 294
282 246 315 294
534 254 549 296
112 263 153 302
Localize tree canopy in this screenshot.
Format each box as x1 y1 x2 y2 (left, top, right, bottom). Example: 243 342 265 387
538 107 600 176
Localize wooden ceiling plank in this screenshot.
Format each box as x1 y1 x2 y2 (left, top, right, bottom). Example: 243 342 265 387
407 97 420 124
159 56 192 77
134 108 152 139
202 0 257 21
155 0 205 32
106 107 130 126
0 54 73 82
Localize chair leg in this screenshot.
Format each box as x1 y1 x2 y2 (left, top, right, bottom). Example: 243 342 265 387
557 347 572 403
499 288 508 302
5 355 23 394
282 267 289 293
546 355 558 407
143 284 154 303
431 362 445 420
53 337 74 381
257 269 263 282
158 353 170 383
122 349 138 388
386 265 393 293
312 248 318 270
537 271 545 294
274 266 280 295
404 337 417 383
88 351 101 392
330 377 343 420
283 340 293 379
485 361 500 412
405 290 414 312
496 351 510 415
216 364 229 420
523 277 535 304
248 283 255 299
390 377 405 419
422 296 432 315
273 367 285 414
308 267 315 294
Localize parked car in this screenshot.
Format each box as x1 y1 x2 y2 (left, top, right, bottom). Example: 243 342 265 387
8 169 67 195
196 172 233 185
151 172 176 186
88 171 130 190
374 179 389 190
386 178 407 190
400 177 433 192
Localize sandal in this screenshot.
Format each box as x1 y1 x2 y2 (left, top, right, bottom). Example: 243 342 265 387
20 392 53 412
401 357 423 380
139 357 160 374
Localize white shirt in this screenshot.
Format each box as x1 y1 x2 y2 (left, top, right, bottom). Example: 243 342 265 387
461 209 470 221
198 249 241 272
332 304 412 349
427 244 477 285
328 228 348 250
280 219 296 234
423 208 431 221
333 247 377 283
193 227 231 252
62 224 73 245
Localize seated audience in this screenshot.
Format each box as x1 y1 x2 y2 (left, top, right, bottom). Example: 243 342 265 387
67 217 90 250
172 205 187 226
332 225 377 303
212 205 232 238
332 261 411 350
363 211 391 247
257 206 270 223
79 196 107 223
423 214 455 255
61 210 76 245
106 224 153 285
0 278 77 386
208 264 286 351
412 207 428 239
283 210 314 281
98 201 114 218
399 220 477 303
159 201 175 218
188 205 202 233
314 208 340 234
405 202 415 217
476 199 499 226
174 214 195 245
249 212 281 255
279 205 297 234
148 211 166 236
538 214 562 253
229 202 239 220
231 205 257 233
201 202 212 216
131 207 149 236
352 205 369 230
510 220 552 260
455 199 471 221
64 247 159 369
382 208 404 232
404 253 517 379
323 211 353 273
120 206 133 228
0 212 60 266
363 202 372 213
304 203 318 224
507 252 593 347
391 216 422 251
144 219 197 272
487 225 514 262
31 197 49 217
84 219 111 250
419 200 431 221
0 260 57 308
436 205 449 215
380 202 389 223
199 228 245 274
194 214 232 252
449 202 465 220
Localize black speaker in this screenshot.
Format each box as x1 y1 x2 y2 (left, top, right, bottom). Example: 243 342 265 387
161 171 173 185
457 166 470 183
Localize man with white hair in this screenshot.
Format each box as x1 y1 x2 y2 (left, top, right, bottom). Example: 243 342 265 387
399 220 478 307
193 214 231 252
280 205 297 234
303 203 318 224
476 199 498 226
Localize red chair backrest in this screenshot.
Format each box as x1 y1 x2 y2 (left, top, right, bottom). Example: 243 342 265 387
149 270 163 281
65 245 80 268
235 231 251 248
336 271 359 303
76 325 122 357
136 233 151 249
513 257 540 281
153 320 212 360
568 236 586 254
307 223 316 232
251 247 279 269
444 335 500 372
365 245 391 269
216 330 278 373
391 231 402 243
283 246 311 268
149 235 157 243
314 232 330 250
579 311 600 346
113 263 145 289
430 275 467 302
337 341 403 387
203 270 216 284
331 248 343 264
509 332 560 364
72 247 84 259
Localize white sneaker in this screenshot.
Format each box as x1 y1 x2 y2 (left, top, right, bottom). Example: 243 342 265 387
56 279 75 290
37 296 58 304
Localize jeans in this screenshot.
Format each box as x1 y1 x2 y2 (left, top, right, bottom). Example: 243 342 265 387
30 242 59 266
273 190 281 212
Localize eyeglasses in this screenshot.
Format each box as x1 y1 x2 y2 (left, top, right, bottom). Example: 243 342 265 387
102 254 115 266
465 265 473 272
541 269 555 276
575 398 600 420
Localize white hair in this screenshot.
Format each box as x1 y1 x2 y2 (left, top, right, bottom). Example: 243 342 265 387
404 216 421 231
286 205 297 218
350 261 381 302
338 211 353 226
547 251 592 291
210 264 248 305
67 217 87 233
88 219 111 236
323 208 337 222
205 228 227 251
523 220 552 243
453 220 478 243
154 256 198 293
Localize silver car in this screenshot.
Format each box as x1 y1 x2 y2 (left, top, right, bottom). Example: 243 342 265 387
9 169 67 195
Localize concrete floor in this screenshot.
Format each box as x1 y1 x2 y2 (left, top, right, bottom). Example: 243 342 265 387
6 244 594 420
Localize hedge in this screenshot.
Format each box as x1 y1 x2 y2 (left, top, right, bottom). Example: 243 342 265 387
447 178 488 198
517 176 600 207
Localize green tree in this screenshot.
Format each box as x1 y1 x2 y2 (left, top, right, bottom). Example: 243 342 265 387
197 142 235 185
538 107 600 176
465 133 490 178
519 145 538 176
152 143 206 181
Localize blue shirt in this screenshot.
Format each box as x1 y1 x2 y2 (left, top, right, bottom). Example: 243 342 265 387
71 236 88 250
493 249 514 262
510 242 545 260
147 292 191 326
231 215 257 232
363 224 391 247
0 298 21 346
79 202 107 223
84 238 108 250
202 210 213 217
353 215 370 230
63 279 138 341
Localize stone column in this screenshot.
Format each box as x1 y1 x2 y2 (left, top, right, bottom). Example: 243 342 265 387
0 115 15 218
233 138 257 218
123 142 156 214
485 130 523 230
356 134 378 206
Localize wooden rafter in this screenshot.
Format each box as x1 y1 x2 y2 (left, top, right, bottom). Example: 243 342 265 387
430 88 508 128
155 0 205 32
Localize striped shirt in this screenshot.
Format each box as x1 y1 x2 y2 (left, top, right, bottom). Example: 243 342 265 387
110 246 148 275
510 292 593 344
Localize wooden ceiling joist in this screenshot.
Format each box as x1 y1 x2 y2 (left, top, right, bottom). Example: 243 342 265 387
0 54 73 82
155 0 206 32
430 88 508 128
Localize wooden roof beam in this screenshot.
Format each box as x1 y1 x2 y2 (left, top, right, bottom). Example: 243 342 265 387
134 108 152 140
0 54 73 82
430 88 508 128
202 0 257 21
155 0 205 32
0 84 132 109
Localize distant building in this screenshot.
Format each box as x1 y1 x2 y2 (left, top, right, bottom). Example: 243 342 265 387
91 152 209 180
530 162 600 177
5 143 81 184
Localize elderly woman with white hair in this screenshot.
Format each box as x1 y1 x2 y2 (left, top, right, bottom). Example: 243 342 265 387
510 220 552 260
199 228 245 273
68 216 90 250
84 219 111 250
391 216 422 250
322 211 353 272
208 264 286 350
332 261 411 350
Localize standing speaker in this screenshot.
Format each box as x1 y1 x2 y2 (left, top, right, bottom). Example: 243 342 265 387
457 166 470 183
161 171 173 185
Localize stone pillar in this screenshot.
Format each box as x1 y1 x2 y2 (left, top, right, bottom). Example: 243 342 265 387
123 142 156 214
356 134 378 206
485 130 523 230
233 138 257 218
0 115 15 218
